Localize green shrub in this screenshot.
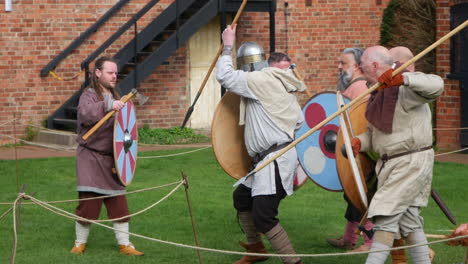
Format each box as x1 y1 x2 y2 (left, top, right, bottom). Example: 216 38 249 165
23 121 38 142
380 0 400 46
138 125 210 145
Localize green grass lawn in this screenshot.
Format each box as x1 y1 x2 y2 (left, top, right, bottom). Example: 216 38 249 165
0 148 466 263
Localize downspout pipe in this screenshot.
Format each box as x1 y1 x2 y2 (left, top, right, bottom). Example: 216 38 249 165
5 0 12 12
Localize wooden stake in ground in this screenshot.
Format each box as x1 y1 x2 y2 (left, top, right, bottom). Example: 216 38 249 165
13 113 19 193
10 184 26 264
181 171 203 264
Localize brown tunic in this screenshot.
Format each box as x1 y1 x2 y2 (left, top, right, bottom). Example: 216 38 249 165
75 88 125 195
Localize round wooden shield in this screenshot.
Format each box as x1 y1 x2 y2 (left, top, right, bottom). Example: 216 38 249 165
212 91 252 180
114 101 138 186
335 93 375 213
212 91 308 191
295 91 350 191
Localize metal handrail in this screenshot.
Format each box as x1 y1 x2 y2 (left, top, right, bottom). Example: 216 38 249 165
80 0 161 72
40 0 131 77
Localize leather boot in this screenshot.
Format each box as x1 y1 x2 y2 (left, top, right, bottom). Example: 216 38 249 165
326 237 355 249
429 247 435 263
390 238 407 264
118 243 144 256
233 241 269 264
70 242 86 254
348 220 373 253
326 221 358 249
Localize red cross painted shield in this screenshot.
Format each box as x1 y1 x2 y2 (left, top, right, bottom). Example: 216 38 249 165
114 101 138 186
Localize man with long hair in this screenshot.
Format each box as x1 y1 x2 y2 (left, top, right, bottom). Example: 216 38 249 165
70 56 144 256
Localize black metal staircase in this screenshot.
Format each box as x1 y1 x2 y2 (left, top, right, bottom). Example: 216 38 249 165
42 0 276 131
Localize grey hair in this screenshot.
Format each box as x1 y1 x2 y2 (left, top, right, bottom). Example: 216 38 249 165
343 48 364 66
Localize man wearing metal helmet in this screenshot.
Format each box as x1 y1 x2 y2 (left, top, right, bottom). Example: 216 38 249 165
216 24 305 264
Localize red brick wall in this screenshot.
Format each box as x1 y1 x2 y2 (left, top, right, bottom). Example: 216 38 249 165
0 0 184 144
435 0 466 150
138 47 188 128
0 0 392 144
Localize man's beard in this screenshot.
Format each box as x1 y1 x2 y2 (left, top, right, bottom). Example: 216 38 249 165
336 70 352 91
101 81 116 90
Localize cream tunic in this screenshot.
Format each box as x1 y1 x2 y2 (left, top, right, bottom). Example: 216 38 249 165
357 72 444 218
216 55 304 196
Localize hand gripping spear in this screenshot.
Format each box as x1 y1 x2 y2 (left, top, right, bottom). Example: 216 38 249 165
82 88 148 140
180 0 249 128
236 19 468 182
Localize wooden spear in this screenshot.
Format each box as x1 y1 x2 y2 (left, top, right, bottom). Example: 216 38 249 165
180 0 249 128
81 88 144 140
246 19 468 177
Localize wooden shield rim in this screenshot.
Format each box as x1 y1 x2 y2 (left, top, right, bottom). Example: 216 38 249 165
113 101 138 186
211 91 253 180
212 91 310 191
296 91 345 192
335 92 369 213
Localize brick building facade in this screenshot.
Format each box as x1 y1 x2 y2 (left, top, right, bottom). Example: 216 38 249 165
435 0 468 151
0 0 464 151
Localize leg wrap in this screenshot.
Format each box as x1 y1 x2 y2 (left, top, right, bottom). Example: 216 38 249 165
265 224 300 264
343 221 359 245
365 231 394 264
238 211 261 244
363 220 374 246
113 222 130 246
75 221 90 244
405 230 430 264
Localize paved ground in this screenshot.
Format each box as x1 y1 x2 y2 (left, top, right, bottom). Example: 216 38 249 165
0 143 466 164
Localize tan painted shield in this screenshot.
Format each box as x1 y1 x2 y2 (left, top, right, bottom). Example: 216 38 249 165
211 91 252 179
211 91 308 191
335 93 375 213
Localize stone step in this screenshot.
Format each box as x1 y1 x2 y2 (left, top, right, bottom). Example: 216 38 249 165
34 129 77 147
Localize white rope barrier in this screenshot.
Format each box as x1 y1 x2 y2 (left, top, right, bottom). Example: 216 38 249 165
435 147 468 157
8 193 468 261
138 146 211 159
0 181 182 205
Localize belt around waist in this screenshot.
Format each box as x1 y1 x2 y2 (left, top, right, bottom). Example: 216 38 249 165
253 142 292 164
381 146 433 162
377 145 432 175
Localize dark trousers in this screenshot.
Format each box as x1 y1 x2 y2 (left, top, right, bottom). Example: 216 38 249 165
233 161 286 233
75 192 130 225
344 194 363 222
